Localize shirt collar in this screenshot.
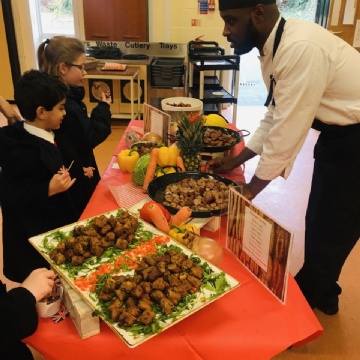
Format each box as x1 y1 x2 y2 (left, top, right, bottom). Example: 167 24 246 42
23 122 56 144
261 16 282 57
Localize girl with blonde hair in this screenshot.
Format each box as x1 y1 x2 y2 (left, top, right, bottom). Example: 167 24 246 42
38 36 112 215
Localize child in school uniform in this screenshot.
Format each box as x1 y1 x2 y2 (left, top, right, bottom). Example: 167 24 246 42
0 70 78 283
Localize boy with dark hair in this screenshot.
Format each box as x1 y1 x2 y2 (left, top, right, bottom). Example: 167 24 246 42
0 69 78 283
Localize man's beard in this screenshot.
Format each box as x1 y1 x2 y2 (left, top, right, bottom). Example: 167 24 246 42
232 18 258 55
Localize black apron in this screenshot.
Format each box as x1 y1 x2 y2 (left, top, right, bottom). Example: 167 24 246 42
264 17 286 107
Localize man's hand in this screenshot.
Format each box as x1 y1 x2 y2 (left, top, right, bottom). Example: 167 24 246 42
206 147 257 174
236 182 257 201
206 156 237 173
235 176 271 201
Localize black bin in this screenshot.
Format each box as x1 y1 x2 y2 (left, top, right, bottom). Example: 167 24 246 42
151 57 185 87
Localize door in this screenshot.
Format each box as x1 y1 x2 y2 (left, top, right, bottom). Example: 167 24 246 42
327 0 360 48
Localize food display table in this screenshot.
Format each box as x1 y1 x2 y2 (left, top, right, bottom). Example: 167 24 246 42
24 120 323 360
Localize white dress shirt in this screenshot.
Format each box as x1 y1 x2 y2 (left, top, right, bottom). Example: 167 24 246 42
247 17 360 180
23 122 56 144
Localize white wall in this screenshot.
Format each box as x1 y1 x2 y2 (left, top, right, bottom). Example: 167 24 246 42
169 0 229 50
148 0 169 42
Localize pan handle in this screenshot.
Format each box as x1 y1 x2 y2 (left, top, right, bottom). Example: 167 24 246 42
237 129 251 137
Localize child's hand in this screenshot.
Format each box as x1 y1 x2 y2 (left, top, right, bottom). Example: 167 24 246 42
49 170 76 196
101 91 112 104
83 166 95 178
21 268 56 302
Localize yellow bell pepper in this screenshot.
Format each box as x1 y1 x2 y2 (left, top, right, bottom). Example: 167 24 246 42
168 223 200 244
157 145 180 167
117 149 140 173
156 166 177 177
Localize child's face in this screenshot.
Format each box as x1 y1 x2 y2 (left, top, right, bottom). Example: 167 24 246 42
43 98 66 131
61 53 87 87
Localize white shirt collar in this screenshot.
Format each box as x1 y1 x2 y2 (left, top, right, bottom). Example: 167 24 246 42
23 122 56 144
262 16 282 57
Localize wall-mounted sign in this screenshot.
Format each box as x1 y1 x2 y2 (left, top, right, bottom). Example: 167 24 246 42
198 0 209 14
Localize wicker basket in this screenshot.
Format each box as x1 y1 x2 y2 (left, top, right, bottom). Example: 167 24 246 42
85 57 99 71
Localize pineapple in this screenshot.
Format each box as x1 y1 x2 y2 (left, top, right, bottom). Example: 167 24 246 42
175 112 204 171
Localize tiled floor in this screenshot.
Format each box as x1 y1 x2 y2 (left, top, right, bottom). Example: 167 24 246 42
234 105 315 275
93 121 129 176
1 106 360 359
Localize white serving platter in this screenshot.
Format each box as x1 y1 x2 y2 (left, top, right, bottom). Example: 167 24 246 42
29 209 240 348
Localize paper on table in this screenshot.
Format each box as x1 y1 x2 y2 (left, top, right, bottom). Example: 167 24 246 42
130 125 144 136
150 111 164 137
107 183 148 209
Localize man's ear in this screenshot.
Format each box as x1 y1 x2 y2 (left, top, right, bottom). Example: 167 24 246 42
252 4 265 21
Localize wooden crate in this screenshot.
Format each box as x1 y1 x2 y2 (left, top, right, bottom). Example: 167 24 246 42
61 280 100 339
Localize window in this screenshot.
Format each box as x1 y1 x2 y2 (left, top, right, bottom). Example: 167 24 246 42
28 0 82 51
37 0 75 37
11 0 85 74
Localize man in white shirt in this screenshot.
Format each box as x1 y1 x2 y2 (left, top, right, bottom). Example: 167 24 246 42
209 0 360 315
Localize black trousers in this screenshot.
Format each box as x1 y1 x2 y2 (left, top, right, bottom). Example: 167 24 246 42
295 122 360 307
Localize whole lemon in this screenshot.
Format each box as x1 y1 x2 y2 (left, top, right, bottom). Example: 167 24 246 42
204 114 228 128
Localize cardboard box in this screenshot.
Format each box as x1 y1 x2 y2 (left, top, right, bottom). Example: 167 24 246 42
61 280 100 339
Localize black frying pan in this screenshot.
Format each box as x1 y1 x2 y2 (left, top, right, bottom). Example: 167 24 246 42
201 126 250 153
147 171 238 218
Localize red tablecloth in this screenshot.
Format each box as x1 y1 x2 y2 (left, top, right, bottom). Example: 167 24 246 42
25 120 323 360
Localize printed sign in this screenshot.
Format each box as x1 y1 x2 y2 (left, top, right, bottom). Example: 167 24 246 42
226 186 293 303
143 103 171 143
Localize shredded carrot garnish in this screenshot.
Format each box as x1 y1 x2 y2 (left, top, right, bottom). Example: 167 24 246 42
74 236 170 291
